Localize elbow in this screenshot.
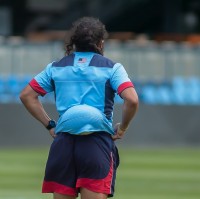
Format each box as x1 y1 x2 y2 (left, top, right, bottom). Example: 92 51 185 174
20 85 39 104
20 87 34 103
19 90 28 103
130 95 139 108
125 94 139 109
121 87 139 109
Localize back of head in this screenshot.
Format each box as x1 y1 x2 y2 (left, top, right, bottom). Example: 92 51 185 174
65 17 107 55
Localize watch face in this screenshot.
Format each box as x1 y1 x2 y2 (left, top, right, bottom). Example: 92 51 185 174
47 120 56 130
49 120 56 127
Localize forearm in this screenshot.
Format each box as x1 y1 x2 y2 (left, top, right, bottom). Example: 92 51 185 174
112 99 138 140
120 100 138 130
21 95 50 128
119 87 139 130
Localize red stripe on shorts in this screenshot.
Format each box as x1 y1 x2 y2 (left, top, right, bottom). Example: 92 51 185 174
76 152 114 194
42 181 77 197
117 81 134 95
29 78 47 96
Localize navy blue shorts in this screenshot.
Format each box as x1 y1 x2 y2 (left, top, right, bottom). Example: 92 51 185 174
42 132 119 197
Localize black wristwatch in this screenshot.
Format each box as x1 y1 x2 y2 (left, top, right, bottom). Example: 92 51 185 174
46 120 56 130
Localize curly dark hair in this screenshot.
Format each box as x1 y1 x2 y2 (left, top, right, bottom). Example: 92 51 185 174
65 17 107 55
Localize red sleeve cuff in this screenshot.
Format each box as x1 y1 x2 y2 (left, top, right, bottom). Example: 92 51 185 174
117 81 134 95
29 79 47 96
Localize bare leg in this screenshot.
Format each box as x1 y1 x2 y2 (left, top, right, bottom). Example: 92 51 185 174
80 188 107 199
54 193 76 199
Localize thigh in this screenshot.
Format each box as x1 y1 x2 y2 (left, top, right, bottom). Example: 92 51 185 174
74 133 119 197
80 188 107 199
42 133 78 197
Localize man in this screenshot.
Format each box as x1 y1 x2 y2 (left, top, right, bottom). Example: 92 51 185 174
20 17 138 199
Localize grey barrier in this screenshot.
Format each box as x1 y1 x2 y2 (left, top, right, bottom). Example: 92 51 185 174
0 103 199 148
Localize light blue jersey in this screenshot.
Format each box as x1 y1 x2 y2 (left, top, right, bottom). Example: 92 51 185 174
29 52 133 135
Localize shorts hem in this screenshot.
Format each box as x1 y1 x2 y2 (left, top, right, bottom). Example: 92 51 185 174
76 178 112 195
42 181 77 197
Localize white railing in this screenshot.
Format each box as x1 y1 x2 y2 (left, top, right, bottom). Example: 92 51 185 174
0 39 200 80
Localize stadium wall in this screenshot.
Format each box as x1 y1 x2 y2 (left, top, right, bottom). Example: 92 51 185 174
0 104 199 148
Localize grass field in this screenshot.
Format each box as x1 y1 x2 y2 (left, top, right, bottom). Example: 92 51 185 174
0 147 200 199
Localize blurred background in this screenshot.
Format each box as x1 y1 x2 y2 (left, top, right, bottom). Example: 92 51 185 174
0 0 200 199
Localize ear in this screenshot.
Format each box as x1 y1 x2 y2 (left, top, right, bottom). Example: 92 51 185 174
97 40 104 49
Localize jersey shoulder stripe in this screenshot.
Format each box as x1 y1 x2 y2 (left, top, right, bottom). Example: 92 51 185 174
52 54 75 67
89 54 115 68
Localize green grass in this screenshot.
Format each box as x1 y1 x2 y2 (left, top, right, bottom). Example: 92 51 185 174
0 147 200 199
